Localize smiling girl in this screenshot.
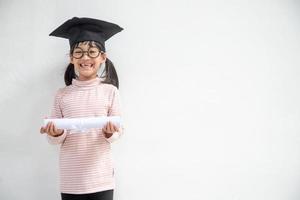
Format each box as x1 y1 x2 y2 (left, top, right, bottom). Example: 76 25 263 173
40 17 124 200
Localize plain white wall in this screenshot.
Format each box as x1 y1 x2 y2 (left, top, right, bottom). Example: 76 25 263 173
0 0 300 199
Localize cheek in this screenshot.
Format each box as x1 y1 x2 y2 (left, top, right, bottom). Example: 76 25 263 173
95 63 102 71
95 59 105 67
73 62 80 69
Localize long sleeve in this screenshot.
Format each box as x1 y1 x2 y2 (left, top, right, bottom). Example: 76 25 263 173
105 87 124 143
45 78 125 194
46 88 67 145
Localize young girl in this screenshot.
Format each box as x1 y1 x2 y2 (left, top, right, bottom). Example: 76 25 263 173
40 17 124 200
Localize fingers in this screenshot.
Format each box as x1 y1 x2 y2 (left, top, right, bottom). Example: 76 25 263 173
40 116 48 133
40 117 63 136
53 124 60 134
43 122 60 137
40 127 45 134
102 123 108 133
45 122 51 135
103 121 112 133
53 123 63 135
49 122 55 136
110 121 119 132
113 122 119 132
50 122 62 136
103 121 119 133
108 121 113 133
46 122 51 135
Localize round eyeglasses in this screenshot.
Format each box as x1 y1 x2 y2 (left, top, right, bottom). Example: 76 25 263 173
71 47 104 59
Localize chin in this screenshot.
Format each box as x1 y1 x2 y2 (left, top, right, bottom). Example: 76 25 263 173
79 73 97 79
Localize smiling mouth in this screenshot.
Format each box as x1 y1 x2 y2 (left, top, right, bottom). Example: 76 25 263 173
80 64 94 69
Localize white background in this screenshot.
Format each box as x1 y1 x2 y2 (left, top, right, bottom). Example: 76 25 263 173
0 0 300 199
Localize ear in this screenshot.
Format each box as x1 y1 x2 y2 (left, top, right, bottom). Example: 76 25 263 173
70 55 74 64
101 52 107 64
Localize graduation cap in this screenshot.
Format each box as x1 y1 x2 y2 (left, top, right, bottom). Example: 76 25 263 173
49 17 123 51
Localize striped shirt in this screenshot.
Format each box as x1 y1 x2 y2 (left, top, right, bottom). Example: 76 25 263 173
46 77 124 194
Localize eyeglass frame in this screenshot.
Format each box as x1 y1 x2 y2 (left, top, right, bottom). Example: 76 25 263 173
71 47 105 59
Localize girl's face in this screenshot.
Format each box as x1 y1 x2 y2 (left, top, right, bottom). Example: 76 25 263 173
70 41 106 81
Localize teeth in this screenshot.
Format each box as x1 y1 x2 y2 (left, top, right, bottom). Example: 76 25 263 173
80 64 93 68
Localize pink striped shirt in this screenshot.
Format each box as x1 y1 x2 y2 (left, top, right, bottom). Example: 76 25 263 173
46 77 124 194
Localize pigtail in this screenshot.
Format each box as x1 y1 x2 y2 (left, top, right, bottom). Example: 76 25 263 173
100 58 119 89
64 63 76 86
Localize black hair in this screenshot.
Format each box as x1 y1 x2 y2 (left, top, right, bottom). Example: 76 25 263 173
64 41 119 89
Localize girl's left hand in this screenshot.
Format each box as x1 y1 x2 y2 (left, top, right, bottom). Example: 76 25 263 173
102 121 119 138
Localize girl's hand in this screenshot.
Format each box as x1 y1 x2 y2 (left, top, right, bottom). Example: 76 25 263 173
102 121 119 138
40 121 64 137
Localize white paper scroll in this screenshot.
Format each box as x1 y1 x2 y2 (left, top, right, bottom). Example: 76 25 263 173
43 116 121 132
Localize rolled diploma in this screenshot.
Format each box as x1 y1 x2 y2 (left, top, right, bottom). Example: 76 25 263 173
44 116 121 131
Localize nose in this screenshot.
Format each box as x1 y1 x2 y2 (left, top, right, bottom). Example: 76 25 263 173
81 52 90 60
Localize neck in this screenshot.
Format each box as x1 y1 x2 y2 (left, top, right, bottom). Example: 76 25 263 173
77 74 98 81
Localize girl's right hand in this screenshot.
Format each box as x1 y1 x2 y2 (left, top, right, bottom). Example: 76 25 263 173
40 121 64 137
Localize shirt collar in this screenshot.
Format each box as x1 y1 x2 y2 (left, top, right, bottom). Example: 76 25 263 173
71 76 102 88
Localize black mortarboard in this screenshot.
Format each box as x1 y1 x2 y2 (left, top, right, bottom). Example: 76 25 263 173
49 17 123 51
